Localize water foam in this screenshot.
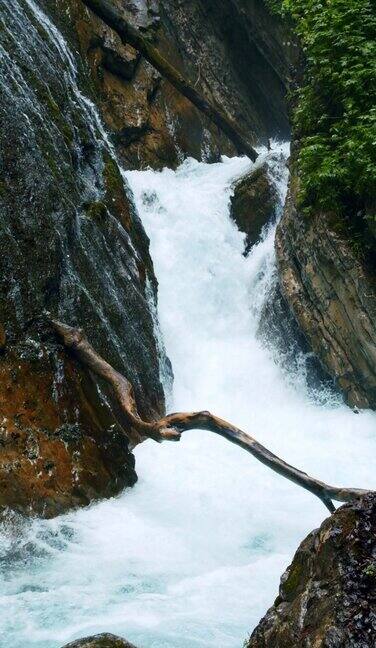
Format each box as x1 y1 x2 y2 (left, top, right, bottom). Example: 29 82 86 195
1 146 376 648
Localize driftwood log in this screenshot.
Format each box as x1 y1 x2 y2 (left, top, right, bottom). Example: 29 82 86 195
51 319 370 513
81 0 258 162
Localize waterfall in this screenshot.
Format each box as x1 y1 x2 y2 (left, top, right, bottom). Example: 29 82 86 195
1 143 376 648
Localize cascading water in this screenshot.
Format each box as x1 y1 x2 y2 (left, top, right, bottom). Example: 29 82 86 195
1 140 376 648
1 2 376 646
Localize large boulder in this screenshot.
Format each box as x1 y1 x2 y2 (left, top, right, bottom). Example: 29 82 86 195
62 634 138 648
247 494 376 647
230 164 279 253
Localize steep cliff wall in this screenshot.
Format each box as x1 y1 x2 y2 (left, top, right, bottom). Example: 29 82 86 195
268 0 376 410
275 182 376 409
46 0 296 169
0 0 165 517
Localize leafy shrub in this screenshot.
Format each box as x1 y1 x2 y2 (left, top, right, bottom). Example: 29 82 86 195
267 0 376 224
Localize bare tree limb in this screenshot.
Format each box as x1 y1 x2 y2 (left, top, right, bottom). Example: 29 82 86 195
51 319 371 513
81 0 258 162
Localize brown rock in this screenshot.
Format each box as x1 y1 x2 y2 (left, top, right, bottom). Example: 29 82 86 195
47 0 296 169
230 164 278 253
246 494 376 647
275 180 376 409
0 350 137 517
61 634 138 648
0 324 6 351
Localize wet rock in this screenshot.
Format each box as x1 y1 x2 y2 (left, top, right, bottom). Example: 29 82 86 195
275 181 376 409
158 0 296 142
0 349 138 518
0 0 165 516
246 493 376 647
259 281 336 397
46 0 297 169
61 634 138 648
230 164 279 253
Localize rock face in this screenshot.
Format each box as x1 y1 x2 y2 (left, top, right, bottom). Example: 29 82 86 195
230 163 279 253
259 281 335 395
247 494 376 647
0 0 166 516
275 182 376 409
62 633 138 648
46 0 296 169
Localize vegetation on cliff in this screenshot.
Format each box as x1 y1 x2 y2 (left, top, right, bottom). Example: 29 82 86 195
267 0 376 245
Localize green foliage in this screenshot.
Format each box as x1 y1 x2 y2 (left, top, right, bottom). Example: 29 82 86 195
363 563 376 579
264 0 283 14
279 1 376 221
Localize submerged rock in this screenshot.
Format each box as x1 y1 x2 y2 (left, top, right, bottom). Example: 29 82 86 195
247 493 376 647
230 164 279 253
259 280 335 396
62 634 138 648
275 181 376 409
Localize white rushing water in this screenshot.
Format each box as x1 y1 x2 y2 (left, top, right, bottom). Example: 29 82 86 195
1 145 376 648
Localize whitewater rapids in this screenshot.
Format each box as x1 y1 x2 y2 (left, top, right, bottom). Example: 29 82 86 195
1 147 376 648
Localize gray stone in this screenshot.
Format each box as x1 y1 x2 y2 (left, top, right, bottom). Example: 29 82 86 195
61 633 138 648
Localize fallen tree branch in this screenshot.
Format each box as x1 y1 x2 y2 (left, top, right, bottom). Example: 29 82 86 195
81 0 258 162
51 319 370 513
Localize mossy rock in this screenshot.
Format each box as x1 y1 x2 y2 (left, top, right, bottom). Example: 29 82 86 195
280 559 304 601
103 153 124 197
84 200 108 223
247 494 376 647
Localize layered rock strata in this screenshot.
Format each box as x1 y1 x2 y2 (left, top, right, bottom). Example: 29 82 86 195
275 183 376 409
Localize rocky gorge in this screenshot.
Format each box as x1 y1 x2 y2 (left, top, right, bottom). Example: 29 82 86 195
1 0 375 646
0 0 298 518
